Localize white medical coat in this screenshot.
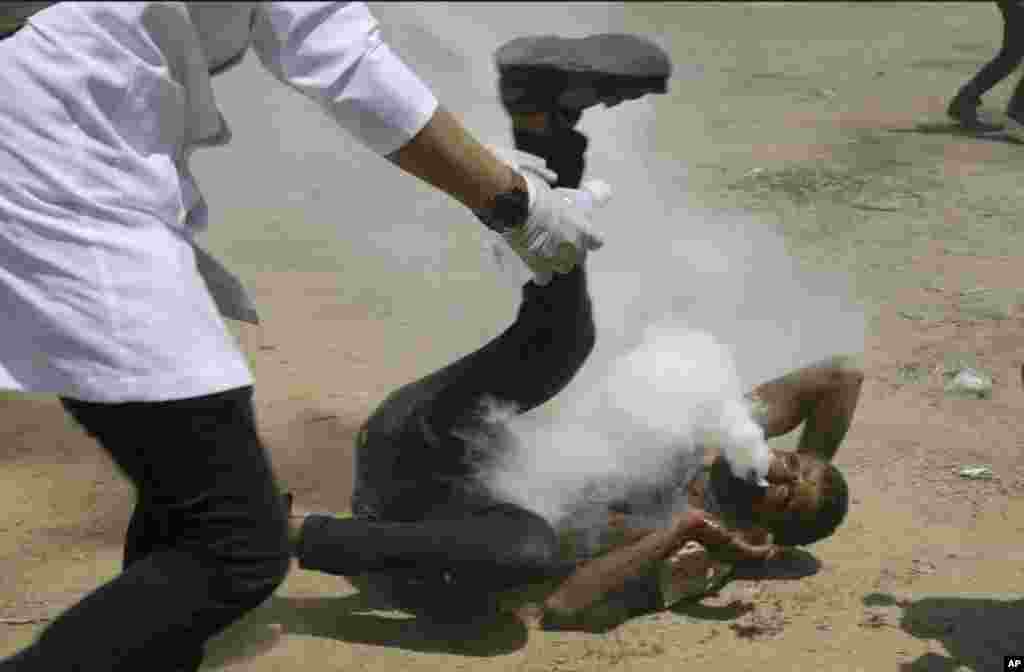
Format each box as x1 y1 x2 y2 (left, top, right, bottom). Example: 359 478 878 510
0 2 439 402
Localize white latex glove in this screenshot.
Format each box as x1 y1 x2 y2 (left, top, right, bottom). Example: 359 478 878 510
486 146 610 285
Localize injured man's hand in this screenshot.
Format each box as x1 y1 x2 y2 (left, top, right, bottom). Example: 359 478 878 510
659 541 733 607
659 514 778 607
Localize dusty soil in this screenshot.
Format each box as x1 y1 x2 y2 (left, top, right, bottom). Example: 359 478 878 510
2 3 1024 671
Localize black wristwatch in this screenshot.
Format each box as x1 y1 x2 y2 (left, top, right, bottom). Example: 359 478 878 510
474 187 530 233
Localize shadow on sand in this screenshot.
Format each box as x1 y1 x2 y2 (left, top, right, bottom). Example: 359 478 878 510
547 547 824 634
863 592 1024 671
887 122 1024 146
668 547 821 622
204 548 823 665
202 592 529 668
731 547 822 582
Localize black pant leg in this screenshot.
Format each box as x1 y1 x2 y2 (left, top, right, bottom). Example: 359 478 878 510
1009 71 1024 115
298 504 565 580
122 500 164 569
424 264 595 440
409 85 596 437
1 387 290 672
117 497 205 671
512 125 589 190
1005 1 1024 114
960 0 1024 100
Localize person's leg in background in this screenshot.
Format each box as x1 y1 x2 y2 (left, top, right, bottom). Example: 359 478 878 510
1004 0 1024 131
948 0 1024 131
1008 68 1024 127
1 387 290 672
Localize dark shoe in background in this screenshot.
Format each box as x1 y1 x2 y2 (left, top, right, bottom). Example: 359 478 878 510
947 92 1005 133
1005 105 1024 140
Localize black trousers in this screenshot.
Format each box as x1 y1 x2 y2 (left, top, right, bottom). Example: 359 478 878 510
1 387 291 671
958 0 1024 112
299 504 576 621
296 124 595 621
298 265 594 620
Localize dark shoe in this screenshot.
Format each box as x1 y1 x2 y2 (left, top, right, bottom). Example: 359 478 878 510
947 93 1004 133
1006 107 1024 140
496 34 672 119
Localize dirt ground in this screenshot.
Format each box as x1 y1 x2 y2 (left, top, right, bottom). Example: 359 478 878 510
2 3 1024 671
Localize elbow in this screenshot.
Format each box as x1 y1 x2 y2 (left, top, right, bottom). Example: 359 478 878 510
823 355 864 391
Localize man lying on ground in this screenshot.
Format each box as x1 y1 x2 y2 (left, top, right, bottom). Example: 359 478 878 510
285 33 861 626
571 352 861 618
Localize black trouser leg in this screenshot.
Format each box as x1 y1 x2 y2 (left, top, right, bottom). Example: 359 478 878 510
117 497 208 671
0 387 290 672
1007 69 1024 117
423 263 594 438
422 112 595 423
297 504 569 585
326 243 593 621
325 265 594 594
512 122 589 190
296 504 573 621
956 0 1024 102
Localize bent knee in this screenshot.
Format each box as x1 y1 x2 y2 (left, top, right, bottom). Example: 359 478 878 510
504 517 563 580
206 511 292 609
517 531 560 572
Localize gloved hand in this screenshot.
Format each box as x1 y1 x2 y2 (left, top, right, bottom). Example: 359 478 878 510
485 146 609 285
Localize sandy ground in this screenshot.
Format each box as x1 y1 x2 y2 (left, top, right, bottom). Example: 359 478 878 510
2 3 1024 671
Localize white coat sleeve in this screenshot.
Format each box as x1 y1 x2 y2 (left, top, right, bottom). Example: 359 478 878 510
252 2 439 156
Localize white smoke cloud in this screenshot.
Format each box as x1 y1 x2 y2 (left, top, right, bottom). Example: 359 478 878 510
476 322 776 527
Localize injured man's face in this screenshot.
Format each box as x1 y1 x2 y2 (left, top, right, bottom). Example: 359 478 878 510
709 450 849 547
756 450 824 516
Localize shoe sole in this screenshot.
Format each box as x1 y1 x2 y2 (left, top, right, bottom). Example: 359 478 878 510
957 121 1006 135
497 34 671 78
947 105 1006 134
496 34 671 113
1005 114 1024 142
947 116 1006 135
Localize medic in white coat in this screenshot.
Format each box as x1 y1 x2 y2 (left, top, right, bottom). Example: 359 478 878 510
0 2 605 403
